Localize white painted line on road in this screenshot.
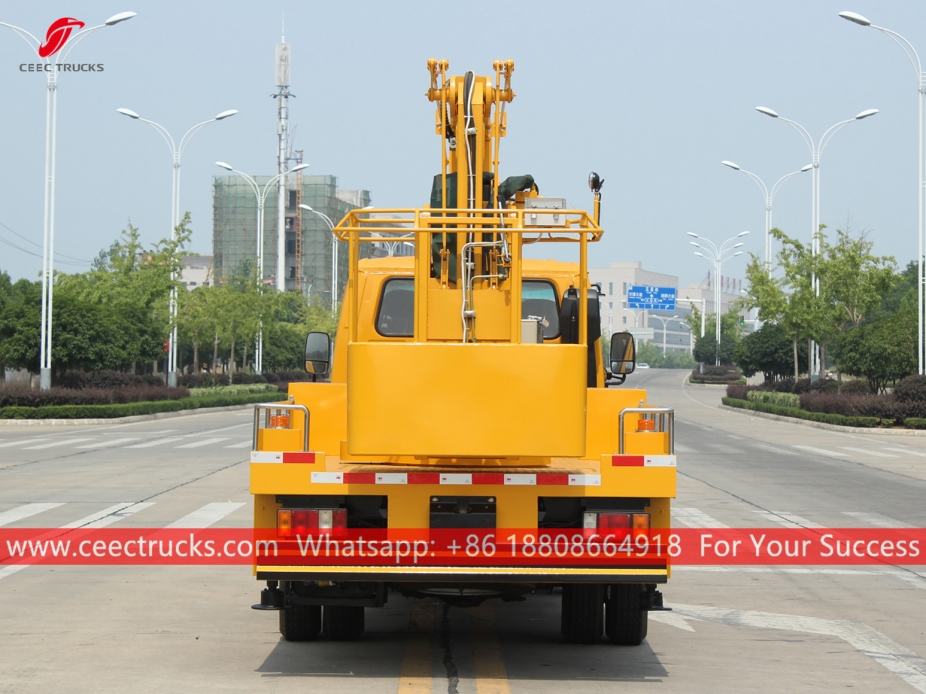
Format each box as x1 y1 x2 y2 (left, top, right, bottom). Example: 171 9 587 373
22 438 94 450
727 434 742 440
166 502 246 529
61 503 154 529
840 447 897 459
753 510 823 529
175 437 230 449
194 424 251 436
673 508 728 528
649 610 697 632
0 565 29 581
883 447 926 458
0 438 48 448
793 445 848 458
125 437 183 449
75 438 140 449
224 439 253 448
673 443 696 453
843 512 913 528
0 503 64 527
670 603 926 693
706 443 739 453
748 443 797 456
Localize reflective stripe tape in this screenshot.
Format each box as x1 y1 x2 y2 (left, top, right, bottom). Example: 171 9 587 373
612 455 676 467
304 471 602 485
251 451 316 464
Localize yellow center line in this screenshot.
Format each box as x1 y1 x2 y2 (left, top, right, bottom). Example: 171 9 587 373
472 602 511 694
397 602 434 693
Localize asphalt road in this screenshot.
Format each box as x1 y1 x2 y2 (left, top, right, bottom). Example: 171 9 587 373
1 373 925 693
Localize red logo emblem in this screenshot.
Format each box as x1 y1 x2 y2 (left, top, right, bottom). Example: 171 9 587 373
37 17 85 58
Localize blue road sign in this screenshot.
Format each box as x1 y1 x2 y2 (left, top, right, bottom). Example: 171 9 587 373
627 285 677 311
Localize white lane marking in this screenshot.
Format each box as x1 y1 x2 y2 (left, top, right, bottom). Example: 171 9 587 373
673 443 696 454
706 443 739 453
670 603 926 693
75 438 140 449
673 508 728 528
166 502 246 529
224 439 253 449
125 437 184 449
748 442 797 456
0 503 64 527
0 438 48 448
0 565 29 581
677 566 926 591
843 512 913 528
61 503 154 529
883 447 926 458
794 445 848 458
649 611 697 632
175 437 229 449
193 424 251 436
22 438 94 450
727 434 742 440
840 447 898 459
753 511 823 529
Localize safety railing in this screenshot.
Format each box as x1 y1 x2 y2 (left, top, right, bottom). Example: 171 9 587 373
618 407 675 455
252 403 310 452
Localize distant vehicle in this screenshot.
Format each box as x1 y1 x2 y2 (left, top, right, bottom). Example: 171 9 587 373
638 363 651 369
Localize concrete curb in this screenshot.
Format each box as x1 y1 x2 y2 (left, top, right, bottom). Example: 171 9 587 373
0 404 261 427
719 404 926 436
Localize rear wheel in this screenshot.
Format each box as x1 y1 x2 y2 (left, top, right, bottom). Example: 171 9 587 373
279 604 322 642
323 605 366 641
605 584 648 645
561 584 604 644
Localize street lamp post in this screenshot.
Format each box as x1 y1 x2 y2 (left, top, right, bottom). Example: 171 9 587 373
840 11 925 375
651 314 680 354
216 162 309 373
118 107 237 387
688 231 749 365
755 105 878 378
1 12 136 389
721 161 812 269
298 204 338 311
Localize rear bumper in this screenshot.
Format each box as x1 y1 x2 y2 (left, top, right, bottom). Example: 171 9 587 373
255 564 668 583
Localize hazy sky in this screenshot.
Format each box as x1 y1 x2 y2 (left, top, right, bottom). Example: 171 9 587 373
0 1 924 291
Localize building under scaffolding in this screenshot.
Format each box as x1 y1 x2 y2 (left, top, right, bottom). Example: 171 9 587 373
212 171 371 302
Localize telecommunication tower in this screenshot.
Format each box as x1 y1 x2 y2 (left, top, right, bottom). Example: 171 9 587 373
273 27 292 291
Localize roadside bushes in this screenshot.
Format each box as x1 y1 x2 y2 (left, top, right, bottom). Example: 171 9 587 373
747 390 800 408
57 370 163 389
0 384 188 407
722 397 880 428
690 365 744 385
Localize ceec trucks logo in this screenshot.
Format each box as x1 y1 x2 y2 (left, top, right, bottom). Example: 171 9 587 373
37 17 85 57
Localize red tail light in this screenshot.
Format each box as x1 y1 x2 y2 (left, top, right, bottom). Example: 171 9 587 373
277 508 347 537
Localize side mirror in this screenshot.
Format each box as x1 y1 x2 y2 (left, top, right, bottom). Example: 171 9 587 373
610 332 635 375
304 332 331 376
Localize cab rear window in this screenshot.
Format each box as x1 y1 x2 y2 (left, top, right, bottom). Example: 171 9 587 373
375 278 415 336
374 277 560 339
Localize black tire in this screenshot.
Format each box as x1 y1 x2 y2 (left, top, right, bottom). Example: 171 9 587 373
561 584 604 644
323 605 365 641
605 584 648 645
279 604 322 642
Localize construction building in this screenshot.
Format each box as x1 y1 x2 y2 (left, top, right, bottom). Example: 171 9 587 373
211 168 371 302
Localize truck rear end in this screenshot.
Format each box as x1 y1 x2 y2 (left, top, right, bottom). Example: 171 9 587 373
250 58 675 645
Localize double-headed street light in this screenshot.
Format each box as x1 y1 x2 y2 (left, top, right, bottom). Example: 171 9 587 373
651 315 680 354
755 106 877 378
216 162 310 373
1 11 136 389
688 231 749 365
840 11 926 374
298 205 337 311
721 161 812 270
118 107 237 386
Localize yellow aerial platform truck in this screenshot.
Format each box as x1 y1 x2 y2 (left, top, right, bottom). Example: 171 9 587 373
250 59 676 645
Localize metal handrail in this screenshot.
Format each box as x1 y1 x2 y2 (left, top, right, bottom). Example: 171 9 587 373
618 407 675 455
252 403 310 452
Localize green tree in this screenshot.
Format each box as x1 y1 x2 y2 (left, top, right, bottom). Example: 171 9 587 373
733 322 808 382
692 310 742 365
0 278 42 374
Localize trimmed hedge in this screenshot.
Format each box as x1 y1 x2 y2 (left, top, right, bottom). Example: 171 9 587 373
0 391 279 420
747 390 800 408
722 397 880 428
904 418 926 429
188 384 278 396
